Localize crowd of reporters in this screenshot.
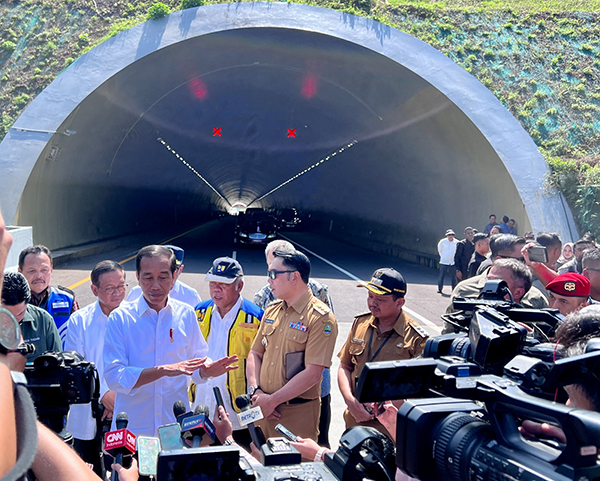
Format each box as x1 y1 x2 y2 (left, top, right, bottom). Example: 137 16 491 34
4 202 600 481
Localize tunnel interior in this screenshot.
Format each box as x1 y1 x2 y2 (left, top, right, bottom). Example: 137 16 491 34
12 19 538 254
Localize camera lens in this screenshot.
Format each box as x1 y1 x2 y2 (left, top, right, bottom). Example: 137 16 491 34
433 412 493 481
450 336 471 360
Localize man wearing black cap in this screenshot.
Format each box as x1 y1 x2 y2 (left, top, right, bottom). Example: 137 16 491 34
337 268 429 437
190 257 263 448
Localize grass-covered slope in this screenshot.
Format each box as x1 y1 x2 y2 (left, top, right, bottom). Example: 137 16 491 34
1 0 600 233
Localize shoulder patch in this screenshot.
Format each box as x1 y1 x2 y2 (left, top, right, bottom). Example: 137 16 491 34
312 299 331 316
408 320 429 339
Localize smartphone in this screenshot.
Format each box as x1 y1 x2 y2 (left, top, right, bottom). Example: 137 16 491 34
137 436 160 477
157 423 183 451
528 245 548 263
274 423 297 442
213 386 224 408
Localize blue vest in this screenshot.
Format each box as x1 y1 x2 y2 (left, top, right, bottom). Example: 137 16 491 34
44 287 74 348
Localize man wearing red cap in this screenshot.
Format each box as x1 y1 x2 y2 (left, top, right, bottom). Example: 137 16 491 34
546 273 590 316
337 268 429 438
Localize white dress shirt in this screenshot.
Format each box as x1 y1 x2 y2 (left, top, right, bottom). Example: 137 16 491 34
193 296 243 430
438 237 458 265
104 296 208 437
65 300 110 440
126 279 201 309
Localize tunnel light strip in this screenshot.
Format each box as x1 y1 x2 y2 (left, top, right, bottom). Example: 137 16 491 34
248 140 358 206
157 137 232 207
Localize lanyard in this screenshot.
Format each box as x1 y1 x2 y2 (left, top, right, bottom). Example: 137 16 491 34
366 327 395 363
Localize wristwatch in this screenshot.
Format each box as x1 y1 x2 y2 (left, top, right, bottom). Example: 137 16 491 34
0 307 21 355
247 385 261 396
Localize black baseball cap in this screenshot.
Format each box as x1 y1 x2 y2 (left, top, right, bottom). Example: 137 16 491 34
205 257 243 284
358 268 406 297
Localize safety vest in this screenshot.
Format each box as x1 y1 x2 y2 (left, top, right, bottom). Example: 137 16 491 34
190 298 262 411
45 287 74 348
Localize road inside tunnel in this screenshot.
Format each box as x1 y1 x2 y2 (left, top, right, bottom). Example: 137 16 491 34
0 2 576 254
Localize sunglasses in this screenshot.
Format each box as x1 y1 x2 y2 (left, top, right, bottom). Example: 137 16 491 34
267 269 297 280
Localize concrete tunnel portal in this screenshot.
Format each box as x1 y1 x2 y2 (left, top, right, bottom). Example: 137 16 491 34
0 2 578 257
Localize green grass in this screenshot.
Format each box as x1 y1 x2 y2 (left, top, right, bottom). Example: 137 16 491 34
386 0 600 11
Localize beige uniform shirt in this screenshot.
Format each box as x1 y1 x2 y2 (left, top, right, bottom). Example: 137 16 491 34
251 288 337 400
338 310 429 391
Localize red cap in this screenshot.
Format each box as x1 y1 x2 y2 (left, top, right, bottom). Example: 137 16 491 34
546 273 590 297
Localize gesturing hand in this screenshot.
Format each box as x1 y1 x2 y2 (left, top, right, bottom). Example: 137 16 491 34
163 357 207 376
199 355 239 379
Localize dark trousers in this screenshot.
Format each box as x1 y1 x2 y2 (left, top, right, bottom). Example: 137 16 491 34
73 438 104 478
317 394 331 448
438 264 457 291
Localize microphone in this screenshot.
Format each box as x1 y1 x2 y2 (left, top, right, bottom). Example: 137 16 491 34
104 412 136 481
173 400 193 426
180 404 216 447
235 394 266 448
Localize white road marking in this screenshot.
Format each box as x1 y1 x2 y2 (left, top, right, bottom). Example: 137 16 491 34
280 234 441 334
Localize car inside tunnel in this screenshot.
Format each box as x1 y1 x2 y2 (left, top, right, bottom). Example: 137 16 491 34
0 3 577 256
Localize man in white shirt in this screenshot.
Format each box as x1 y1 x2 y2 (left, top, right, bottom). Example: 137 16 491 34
126 245 201 308
192 257 263 450
66 260 126 477
104 245 238 437
437 229 458 294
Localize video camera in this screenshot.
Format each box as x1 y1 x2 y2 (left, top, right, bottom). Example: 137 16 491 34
436 280 563 374
24 350 99 441
355 347 600 481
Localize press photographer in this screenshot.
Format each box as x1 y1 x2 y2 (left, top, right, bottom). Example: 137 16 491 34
354 302 600 481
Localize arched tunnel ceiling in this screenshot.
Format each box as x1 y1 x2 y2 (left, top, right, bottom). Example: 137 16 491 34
0 2 578 251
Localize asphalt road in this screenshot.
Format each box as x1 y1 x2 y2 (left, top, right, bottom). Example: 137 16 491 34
52 217 452 449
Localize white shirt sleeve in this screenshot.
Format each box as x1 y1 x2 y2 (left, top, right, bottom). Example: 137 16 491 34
104 309 144 395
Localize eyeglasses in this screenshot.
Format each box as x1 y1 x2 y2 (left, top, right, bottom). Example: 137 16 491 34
100 284 128 294
267 270 296 280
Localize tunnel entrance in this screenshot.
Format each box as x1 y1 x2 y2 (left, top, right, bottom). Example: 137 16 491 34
0 2 577 255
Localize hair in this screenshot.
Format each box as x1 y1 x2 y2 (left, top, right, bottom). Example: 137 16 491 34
2 272 31 306
523 232 535 240
509 218 516 223
575 238 594 249
91 260 124 287
489 234 525 257
18 245 52 269
135 245 177 274
265 239 294 261
536 232 562 249
582 248 600 269
502 215 509 223
473 233 488 245
582 232 597 243
491 258 532 295
555 309 600 411
489 214 496 219
273 249 310 284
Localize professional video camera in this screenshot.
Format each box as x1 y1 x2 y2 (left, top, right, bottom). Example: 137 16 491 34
355 347 600 481
434 280 563 374
24 350 99 442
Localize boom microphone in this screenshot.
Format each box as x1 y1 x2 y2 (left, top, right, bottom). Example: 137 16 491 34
235 394 266 448
181 404 216 447
104 412 136 481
